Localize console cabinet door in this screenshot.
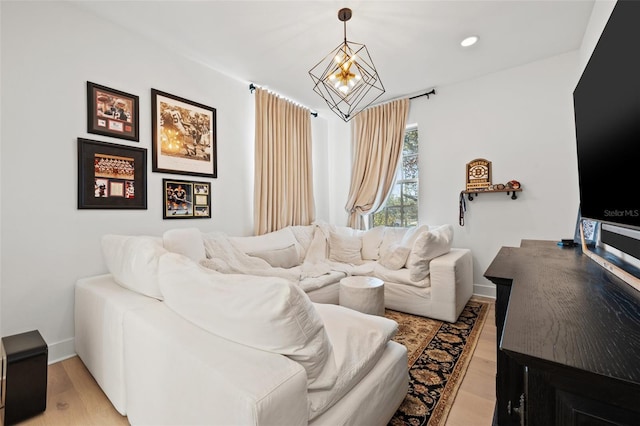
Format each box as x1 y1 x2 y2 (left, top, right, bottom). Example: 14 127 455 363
556 390 640 426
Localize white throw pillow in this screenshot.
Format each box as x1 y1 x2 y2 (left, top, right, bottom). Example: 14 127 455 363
379 227 409 258
361 226 386 260
158 253 338 390
163 227 206 261
101 235 167 300
328 231 363 265
401 225 429 248
407 224 454 281
401 225 429 268
379 244 412 270
248 244 300 269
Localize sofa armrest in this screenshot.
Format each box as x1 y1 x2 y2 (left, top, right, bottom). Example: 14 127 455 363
123 303 309 426
429 248 474 322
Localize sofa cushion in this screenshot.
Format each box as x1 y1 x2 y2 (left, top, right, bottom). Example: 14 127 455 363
157 253 338 391
248 244 300 269
374 263 431 288
308 303 398 419
379 244 411 270
407 224 454 281
328 231 363 265
163 227 206 261
101 235 167 300
361 226 385 260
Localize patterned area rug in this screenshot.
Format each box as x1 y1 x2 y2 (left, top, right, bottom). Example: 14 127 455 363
387 299 490 426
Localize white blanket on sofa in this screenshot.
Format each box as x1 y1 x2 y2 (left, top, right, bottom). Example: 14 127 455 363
200 232 335 285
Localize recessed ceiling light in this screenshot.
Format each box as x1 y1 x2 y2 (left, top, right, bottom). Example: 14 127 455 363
461 36 479 47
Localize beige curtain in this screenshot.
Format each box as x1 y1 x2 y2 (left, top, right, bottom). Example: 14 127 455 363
254 88 315 235
345 98 410 229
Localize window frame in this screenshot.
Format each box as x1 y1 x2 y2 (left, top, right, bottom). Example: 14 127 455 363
372 124 419 227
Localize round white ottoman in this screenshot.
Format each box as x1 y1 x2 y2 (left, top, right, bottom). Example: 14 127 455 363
339 276 385 316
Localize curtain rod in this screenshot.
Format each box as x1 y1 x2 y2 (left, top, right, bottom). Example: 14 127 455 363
409 88 436 100
366 87 437 110
249 83 435 117
249 84 318 117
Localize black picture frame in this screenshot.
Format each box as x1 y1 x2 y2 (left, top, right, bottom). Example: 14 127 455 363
163 178 211 219
78 138 147 209
152 89 217 178
87 82 139 142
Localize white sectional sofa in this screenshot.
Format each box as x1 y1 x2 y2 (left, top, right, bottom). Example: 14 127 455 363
74 222 472 425
189 222 473 323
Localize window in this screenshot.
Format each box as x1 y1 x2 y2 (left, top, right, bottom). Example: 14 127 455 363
373 126 418 227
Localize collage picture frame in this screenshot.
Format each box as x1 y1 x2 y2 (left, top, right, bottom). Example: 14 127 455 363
163 178 211 219
77 138 147 209
87 82 140 142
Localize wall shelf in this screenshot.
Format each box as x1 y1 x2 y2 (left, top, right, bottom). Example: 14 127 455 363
462 188 522 201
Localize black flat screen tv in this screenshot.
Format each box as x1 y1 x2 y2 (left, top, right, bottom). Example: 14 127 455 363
573 0 640 240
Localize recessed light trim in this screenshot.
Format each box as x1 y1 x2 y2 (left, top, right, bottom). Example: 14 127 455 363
461 36 479 47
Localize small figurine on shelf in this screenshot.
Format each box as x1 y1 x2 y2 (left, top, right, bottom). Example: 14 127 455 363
507 180 521 189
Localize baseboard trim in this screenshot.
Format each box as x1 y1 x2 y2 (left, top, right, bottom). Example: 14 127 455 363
47 337 76 364
473 283 496 299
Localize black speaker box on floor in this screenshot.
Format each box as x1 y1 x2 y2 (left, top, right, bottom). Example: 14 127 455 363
1 330 48 425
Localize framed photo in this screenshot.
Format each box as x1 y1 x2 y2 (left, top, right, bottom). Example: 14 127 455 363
87 82 139 141
163 178 211 219
574 207 599 247
152 89 217 178
78 138 147 209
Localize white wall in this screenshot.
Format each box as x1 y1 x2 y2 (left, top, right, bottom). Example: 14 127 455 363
405 52 582 295
578 0 617 78
0 1 333 361
326 116 352 225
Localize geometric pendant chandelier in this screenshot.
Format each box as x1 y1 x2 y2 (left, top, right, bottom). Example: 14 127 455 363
309 8 385 122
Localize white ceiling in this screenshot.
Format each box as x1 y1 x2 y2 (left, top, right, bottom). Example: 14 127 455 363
72 0 596 113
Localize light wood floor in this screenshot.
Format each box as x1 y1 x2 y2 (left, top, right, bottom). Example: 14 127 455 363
18 298 496 426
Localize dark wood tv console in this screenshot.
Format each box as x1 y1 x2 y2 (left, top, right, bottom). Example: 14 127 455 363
485 240 640 426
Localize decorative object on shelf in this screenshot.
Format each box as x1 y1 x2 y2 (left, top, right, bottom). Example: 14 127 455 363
507 179 521 189
308 8 385 122
151 89 217 178
459 161 522 225
463 186 522 201
87 82 139 142
465 158 492 191
77 138 147 209
163 178 211 219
